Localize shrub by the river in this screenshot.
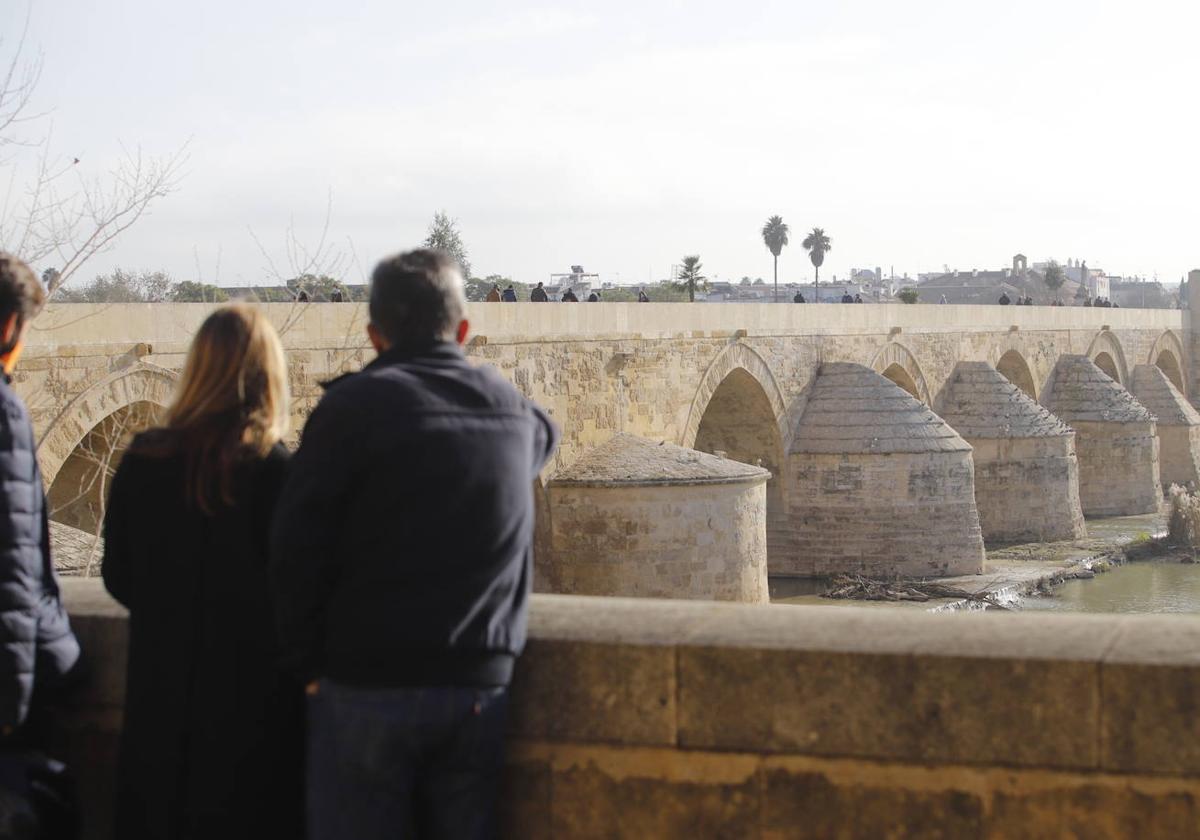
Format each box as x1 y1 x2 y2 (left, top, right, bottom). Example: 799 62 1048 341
1167 484 1200 547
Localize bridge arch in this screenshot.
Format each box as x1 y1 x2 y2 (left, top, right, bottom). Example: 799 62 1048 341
38 365 177 531
683 343 787 567
995 349 1039 400
871 341 931 404
1085 330 1129 385
682 342 787 452
1148 330 1187 393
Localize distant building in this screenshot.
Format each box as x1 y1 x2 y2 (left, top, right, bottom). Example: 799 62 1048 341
915 270 1025 305
1110 278 1177 309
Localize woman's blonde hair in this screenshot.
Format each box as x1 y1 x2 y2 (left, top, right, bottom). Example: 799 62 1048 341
150 305 290 511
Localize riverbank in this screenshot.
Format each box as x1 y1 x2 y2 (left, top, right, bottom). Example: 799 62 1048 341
770 512 1168 611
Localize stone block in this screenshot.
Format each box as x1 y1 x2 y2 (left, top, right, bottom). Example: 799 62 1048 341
498 750 553 840
986 776 1200 839
678 623 1104 770
1100 616 1200 775
509 638 676 747
762 759 984 839
533 745 760 840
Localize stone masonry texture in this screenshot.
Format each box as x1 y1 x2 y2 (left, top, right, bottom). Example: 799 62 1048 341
1131 362 1200 489
781 363 985 577
1046 355 1162 516
545 434 770 602
940 362 1086 543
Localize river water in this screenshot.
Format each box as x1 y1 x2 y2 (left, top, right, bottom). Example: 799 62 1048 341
1018 561 1200 614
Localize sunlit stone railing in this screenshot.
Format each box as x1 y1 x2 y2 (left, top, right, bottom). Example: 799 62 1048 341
58 580 1200 838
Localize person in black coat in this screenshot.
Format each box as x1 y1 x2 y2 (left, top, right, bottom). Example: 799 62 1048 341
271 250 559 839
0 254 80 743
102 305 302 840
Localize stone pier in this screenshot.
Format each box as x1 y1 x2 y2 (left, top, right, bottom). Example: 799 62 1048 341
541 434 770 602
1131 363 1200 489
779 363 985 577
940 362 1086 544
1045 355 1162 516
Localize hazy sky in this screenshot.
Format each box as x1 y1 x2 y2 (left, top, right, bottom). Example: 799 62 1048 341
5 0 1199 287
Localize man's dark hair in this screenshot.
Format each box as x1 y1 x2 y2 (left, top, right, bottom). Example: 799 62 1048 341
0 253 46 354
369 249 466 347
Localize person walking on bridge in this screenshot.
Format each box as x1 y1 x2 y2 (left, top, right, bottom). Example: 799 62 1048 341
530 281 548 302
271 249 559 840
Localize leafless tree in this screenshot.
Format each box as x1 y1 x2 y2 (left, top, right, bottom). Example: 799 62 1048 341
0 4 186 295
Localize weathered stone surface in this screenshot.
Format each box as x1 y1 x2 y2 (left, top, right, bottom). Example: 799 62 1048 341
940 362 1086 543
987 776 1200 839
550 432 769 486
544 436 770 602
779 363 985 576
1100 615 1200 776
792 363 974 456
517 744 761 840
510 639 676 747
54 583 1200 839
762 760 985 839
677 646 1100 770
1131 362 1200 488
1046 356 1162 515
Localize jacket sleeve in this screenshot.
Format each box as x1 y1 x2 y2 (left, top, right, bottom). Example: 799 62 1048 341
0 403 43 729
100 457 137 609
270 392 358 679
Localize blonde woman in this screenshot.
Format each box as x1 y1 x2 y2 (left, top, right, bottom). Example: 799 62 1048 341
102 305 301 840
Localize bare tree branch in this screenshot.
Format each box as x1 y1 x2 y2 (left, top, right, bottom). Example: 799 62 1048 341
1 6 187 297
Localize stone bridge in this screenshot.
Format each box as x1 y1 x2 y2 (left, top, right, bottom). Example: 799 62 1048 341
19 290 1199 581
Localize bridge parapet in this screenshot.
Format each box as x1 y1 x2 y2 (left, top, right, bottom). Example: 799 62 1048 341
57 581 1200 838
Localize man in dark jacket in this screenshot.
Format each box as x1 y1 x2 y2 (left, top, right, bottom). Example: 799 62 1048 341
529 281 548 302
271 249 559 840
0 253 80 741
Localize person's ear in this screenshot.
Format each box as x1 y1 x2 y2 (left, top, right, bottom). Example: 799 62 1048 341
455 319 469 345
367 323 389 354
0 314 18 347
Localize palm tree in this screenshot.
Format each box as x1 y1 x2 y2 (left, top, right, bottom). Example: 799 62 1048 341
802 227 832 302
674 255 706 302
761 216 789 302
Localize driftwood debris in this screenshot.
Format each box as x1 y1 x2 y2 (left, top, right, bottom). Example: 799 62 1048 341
822 575 1010 610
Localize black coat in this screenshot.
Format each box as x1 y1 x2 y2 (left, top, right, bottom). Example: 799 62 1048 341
270 342 559 689
0 377 78 731
102 435 302 840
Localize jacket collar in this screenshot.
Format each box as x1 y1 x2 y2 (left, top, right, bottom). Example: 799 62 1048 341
366 341 465 369
322 341 465 390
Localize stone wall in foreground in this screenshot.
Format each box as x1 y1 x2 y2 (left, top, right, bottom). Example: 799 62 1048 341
58 581 1200 839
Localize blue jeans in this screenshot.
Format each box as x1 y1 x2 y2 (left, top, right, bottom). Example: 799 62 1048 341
307 680 510 840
